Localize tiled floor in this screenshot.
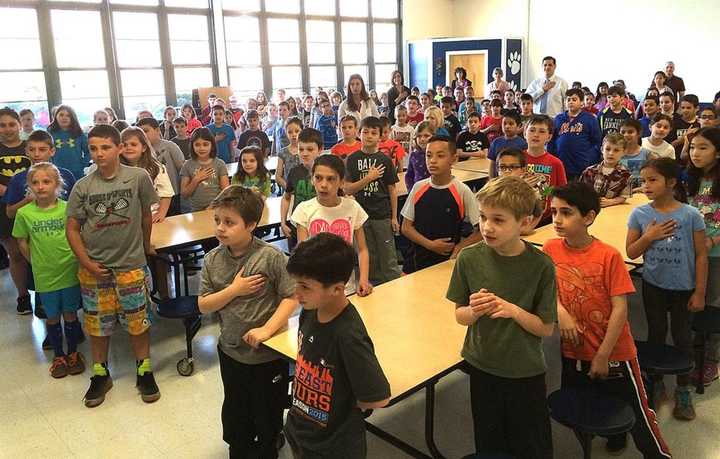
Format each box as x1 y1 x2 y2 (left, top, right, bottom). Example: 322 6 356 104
1 270 719 459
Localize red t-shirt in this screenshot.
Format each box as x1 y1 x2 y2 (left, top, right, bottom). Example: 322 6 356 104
525 151 567 219
186 117 202 136
407 112 424 127
330 141 361 160
480 115 503 143
378 139 405 169
543 238 637 361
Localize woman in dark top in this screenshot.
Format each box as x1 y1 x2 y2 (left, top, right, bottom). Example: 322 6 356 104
450 67 472 91
386 70 409 124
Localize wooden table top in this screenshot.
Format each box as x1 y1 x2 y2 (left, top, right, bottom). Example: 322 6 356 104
264 260 466 399
524 193 649 264
151 196 283 250
451 158 490 173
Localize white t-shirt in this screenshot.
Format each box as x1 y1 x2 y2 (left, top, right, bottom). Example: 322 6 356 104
291 197 368 294
152 164 174 214
391 124 415 169
641 137 675 159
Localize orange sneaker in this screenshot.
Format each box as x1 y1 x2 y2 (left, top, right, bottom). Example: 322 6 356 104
50 356 68 379
66 352 86 375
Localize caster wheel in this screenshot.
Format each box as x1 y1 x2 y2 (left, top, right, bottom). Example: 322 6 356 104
177 358 194 376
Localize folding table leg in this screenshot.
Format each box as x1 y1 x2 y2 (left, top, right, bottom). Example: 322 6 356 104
425 380 445 459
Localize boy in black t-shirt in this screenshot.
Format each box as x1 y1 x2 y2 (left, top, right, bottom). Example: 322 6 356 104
284 233 390 459
440 96 462 139
598 86 633 140
456 112 490 160
237 109 270 157
344 116 401 285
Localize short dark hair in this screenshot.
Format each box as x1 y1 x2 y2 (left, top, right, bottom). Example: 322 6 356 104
287 233 355 286
212 104 225 113
378 115 392 129
644 95 659 105
489 99 503 108
659 92 674 103
360 116 383 131
542 56 556 65
496 147 526 167
210 184 264 226
607 85 625 97
19 108 33 117
467 112 482 121
551 182 600 217
490 90 502 98
245 109 259 120
0 107 20 122
440 96 455 105
652 113 673 125
520 93 533 103
620 118 642 134
427 135 456 156
565 88 584 100
136 117 160 129
501 109 521 125
173 116 187 125
88 124 121 146
298 127 323 149
112 119 129 132
406 95 420 104
339 114 357 126
526 114 553 132
312 154 345 178
680 94 699 107
26 130 54 148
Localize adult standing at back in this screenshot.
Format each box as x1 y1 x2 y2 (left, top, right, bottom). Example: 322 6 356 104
338 74 379 125
450 67 473 91
486 67 510 96
525 56 569 119
664 61 686 106
386 70 410 125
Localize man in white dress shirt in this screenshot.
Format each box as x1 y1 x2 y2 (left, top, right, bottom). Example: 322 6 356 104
525 56 568 119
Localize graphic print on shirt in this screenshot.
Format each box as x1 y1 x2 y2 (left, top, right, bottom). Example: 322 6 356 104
0 155 31 182
557 120 585 136
356 157 383 197
292 330 334 427
646 222 684 266
555 262 606 337
691 182 720 235
54 138 76 149
30 217 65 236
308 217 352 243
88 188 133 229
526 163 552 198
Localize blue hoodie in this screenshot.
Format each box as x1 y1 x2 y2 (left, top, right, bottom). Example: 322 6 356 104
49 129 89 179
548 110 602 177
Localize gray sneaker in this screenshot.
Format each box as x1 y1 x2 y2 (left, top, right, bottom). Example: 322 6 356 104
673 387 696 421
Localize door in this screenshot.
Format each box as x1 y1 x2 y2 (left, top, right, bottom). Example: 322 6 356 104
447 52 487 97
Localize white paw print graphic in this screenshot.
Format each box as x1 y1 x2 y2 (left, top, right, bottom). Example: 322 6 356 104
507 51 521 75
508 81 517 91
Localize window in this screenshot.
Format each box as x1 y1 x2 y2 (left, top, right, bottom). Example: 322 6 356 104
309 66 336 92
114 12 162 68
305 0 335 15
340 0 368 17
164 0 209 7
371 0 398 18
168 14 212 104
110 0 158 5
265 0 299 14
343 65 368 86
341 22 367 66
224 15 262 97
0 8 48 126
267 19 300 66
373 23 397 93
52 10 105 69
306 20 335 65
59 70 111 126
223 0 260 12
229 68 263 99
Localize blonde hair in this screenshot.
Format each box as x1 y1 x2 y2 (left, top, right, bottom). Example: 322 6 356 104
27 162 65 197
120 127 161 180
602 131 627 149
423 106 444 129
476 175 536 220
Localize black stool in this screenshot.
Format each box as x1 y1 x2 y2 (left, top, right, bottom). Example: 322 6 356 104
155 296 201 376
635 340 693 407
692 306 720 394
548 387 635 459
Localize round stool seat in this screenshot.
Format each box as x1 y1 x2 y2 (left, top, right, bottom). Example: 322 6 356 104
635 341 694 375
548 387 635 436
693 306 720 333
156 296 200 319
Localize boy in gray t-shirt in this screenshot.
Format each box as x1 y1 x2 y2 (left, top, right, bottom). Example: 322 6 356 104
66 125 159 408
198 185 297 458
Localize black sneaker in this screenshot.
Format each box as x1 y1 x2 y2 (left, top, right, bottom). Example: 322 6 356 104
16 295 32 315
136 371 161 403
606 434 628 456
84 374 113 408
34 301 47 319
42 334 52 350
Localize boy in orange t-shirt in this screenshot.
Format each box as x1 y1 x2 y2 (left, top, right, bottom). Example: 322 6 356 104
543 182 671 458
377 116 405 170
330 114 361 161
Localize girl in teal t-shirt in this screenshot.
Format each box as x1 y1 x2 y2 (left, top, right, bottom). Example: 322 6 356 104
12 162 85 379
232 146 271 198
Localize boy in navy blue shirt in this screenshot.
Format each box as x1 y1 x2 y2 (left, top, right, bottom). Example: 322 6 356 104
207 104 237 163
548 88 602 181
488 110 528 178
314 99 339 150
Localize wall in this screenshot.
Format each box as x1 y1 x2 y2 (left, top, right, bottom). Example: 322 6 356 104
406 0 719 101
402 0 454 42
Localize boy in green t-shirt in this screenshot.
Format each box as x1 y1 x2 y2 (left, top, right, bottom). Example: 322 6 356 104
13 163 85 379
446 175 557 459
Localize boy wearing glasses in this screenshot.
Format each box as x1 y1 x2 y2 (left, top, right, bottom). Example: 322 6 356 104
495 148 543 235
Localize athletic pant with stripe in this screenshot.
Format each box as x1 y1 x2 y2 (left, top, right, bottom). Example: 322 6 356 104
561 356 672 459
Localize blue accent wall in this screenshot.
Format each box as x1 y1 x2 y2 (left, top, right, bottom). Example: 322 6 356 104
431 39 502 88
505 39 523 91
408 42 430 92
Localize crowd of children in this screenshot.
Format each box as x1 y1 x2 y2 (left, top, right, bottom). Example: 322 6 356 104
2 60 720 459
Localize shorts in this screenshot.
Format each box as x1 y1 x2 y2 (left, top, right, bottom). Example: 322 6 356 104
38 285 81 319
79 266 152 337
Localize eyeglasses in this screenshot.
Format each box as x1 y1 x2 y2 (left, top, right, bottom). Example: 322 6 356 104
700 115 716 120
498 165 525 172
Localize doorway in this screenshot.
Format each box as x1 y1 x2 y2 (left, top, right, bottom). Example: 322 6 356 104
446 51 488 97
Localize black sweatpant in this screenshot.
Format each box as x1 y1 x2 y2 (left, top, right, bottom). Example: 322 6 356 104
561 357 672 458
218 348 289 459
642 279 694 386
467 365 553 459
